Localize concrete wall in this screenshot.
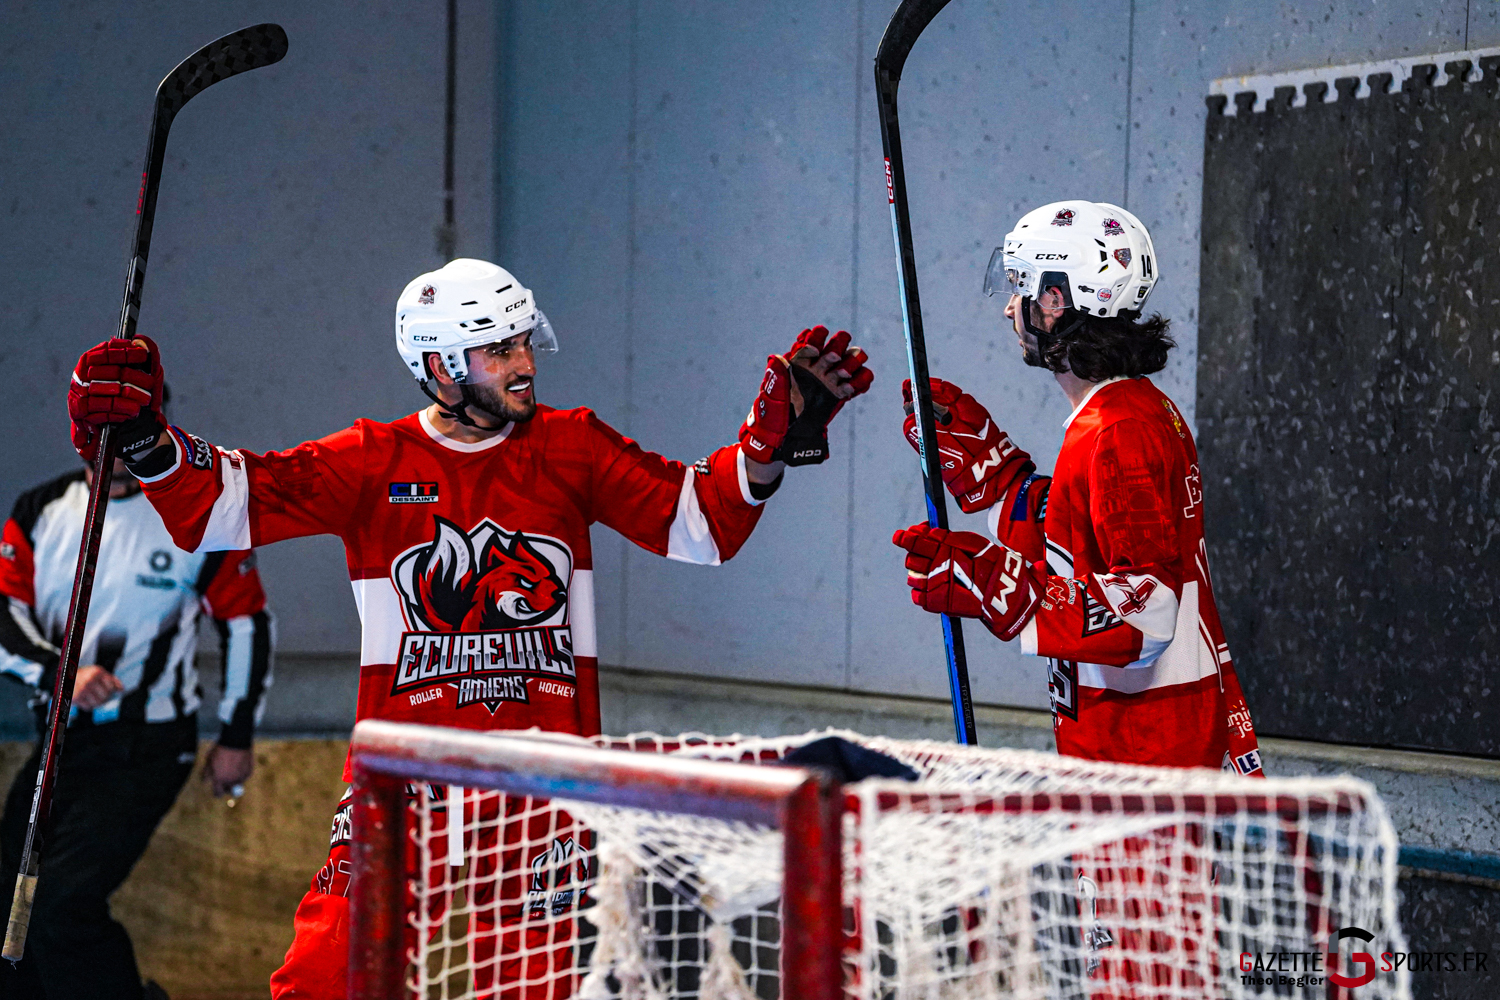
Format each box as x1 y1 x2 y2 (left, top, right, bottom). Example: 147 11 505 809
4 0 1497 721
497 0 1500 714
0 0 494 662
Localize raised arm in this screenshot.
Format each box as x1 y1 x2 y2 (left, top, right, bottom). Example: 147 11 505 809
588 325 873 563
130 425 367 552
585 411 769 565
69 337 366 551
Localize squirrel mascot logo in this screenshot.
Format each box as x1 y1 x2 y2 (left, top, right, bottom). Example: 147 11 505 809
402 516 568 632
528 835 592 916
390 517 575 711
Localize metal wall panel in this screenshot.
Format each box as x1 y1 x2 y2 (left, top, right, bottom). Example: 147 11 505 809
1198 57 1500 755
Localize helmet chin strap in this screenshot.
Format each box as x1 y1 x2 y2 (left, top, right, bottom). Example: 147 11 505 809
1019 296 1087 372
418 380 511 431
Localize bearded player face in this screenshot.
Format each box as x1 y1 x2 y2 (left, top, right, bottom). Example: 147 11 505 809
463 333 538 422
428 331 538 425
1003 288 1068 370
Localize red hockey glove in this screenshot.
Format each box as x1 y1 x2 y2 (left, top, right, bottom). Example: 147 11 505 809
739 326 873 466
892 523 1041 642
69 336 166 463
902 378 1032 513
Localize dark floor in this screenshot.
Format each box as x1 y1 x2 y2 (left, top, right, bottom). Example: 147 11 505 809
1398 873 1499 999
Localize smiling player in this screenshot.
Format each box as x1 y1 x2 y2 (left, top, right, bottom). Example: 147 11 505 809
66 257 872 997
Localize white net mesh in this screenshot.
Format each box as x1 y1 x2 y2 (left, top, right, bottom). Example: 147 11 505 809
390 730 1408 1000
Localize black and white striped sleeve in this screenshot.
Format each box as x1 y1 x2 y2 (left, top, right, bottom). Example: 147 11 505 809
0 597 59 690
198 550 274 749
213 610 274 748
0 498 64 692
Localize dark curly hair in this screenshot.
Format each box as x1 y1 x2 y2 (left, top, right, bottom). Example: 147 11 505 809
1042 309 1175 380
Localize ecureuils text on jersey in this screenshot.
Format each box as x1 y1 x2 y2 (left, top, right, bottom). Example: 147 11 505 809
389 517 575 712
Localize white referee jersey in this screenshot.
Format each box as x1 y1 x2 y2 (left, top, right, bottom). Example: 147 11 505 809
0 470 273 743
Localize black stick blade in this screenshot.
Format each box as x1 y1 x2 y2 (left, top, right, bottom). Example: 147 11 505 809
157 23 289 120
874 0 950 82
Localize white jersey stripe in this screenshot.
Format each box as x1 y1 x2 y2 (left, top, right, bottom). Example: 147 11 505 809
734 448 767 507
1076 581 1217 692
665 469 722 566
569 569 597 658
352 577 407 667
198 449 252 551
352 567 597 668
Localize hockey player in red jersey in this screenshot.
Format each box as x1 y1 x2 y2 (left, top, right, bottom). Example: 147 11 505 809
68 258 873 998
892 201 1261 775
892 201 1260 998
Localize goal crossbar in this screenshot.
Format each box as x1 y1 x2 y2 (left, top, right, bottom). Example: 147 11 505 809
346 720 844 1000
868 788 1368 819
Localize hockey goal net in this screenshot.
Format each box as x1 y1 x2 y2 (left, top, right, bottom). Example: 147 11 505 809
347 721 1408 1000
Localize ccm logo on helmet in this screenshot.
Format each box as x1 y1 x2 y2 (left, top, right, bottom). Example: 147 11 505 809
505 298 528 313
1034 252 1069 260
413 334 438 342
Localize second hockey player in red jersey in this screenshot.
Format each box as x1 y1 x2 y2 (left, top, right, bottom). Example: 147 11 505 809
893 201 1261 776
68 258 872 998
893 200 1259 999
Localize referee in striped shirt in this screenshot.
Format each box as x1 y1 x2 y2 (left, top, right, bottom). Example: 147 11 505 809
0 448 274 1000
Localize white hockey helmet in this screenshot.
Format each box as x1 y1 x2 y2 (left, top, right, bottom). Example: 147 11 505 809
395 258 557 385
984 201 1159 317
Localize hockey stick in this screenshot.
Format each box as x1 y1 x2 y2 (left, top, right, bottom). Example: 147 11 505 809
2 23 289 962
874 0 979 745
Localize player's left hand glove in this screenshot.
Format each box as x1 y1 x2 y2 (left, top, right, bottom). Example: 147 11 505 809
892 523 1041 642
739 326 873 467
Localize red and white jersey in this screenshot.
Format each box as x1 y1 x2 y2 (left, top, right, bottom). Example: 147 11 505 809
991 377 1261 773
137 406 767 767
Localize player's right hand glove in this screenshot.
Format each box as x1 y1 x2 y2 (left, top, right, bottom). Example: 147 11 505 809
902 378 1033 513
69 336 166 464
892 523 1041 642
739 326 873 466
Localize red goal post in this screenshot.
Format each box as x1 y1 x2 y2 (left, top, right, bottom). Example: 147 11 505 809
347 720 843 1000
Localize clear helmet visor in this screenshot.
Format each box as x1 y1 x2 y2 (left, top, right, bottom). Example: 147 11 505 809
984 248 1036 298
459 310 558 386
496 307 557 353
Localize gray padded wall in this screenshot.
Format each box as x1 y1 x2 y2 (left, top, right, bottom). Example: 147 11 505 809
497 0 1496 712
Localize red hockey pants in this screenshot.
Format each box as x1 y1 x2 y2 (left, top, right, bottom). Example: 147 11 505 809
270 785 590 999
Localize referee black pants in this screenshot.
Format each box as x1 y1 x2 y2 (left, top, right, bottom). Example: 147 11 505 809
0 716 197 1000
